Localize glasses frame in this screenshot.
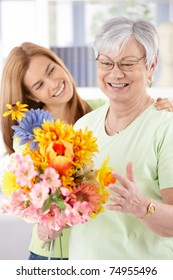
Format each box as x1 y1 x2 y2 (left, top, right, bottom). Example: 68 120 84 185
96 55 146 71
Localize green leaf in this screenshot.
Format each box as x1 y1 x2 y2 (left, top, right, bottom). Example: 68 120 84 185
41 196 53 213
52 195 66 210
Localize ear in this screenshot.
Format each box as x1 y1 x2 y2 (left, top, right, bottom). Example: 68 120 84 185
147 56 158 87
149 56 158 74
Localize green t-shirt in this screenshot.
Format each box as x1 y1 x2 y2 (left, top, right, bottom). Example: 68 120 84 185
69 102 173 259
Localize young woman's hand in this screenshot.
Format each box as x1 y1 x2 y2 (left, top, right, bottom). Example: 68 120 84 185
37 224 63 242
155 97 173 112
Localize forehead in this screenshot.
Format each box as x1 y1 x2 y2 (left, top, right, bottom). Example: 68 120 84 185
27 55 53 75
24 55 53 86
101 38 145 60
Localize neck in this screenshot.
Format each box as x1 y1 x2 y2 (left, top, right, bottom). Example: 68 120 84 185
43 103 70 123
106 95 153 135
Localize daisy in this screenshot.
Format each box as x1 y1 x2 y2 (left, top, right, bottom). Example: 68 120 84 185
3 102 28 121
12 108 52 150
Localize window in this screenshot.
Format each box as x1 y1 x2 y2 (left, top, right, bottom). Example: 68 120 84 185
0 0 173 86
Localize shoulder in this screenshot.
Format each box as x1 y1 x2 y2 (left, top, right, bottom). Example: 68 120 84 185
74 103 108 130
148 105 173 138
86 99 106 110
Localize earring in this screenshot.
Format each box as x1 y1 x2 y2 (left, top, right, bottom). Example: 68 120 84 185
148 77 153 88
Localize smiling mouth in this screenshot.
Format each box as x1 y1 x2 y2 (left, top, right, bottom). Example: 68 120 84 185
109 83 129 88
53 82 65 97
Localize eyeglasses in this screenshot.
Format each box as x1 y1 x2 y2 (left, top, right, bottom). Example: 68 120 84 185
96 55 146 71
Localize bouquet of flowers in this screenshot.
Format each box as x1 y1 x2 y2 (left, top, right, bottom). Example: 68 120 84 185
1 102 115 234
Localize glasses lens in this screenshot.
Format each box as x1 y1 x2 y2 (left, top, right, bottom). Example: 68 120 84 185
119 59 139 71
96 56 144 71
97 59 114 70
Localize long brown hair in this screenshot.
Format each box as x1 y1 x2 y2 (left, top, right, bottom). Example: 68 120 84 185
0 42 92 155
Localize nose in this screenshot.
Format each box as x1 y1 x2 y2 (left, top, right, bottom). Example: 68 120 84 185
46 78 58 91
109 64 125 77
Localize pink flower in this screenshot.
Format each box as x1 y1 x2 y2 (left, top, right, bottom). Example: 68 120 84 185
65 201 90 225
39 204 67 230
6 189 39 222
60 187 70 197
8 153 37 187
40 167 61 192
30 181 50 208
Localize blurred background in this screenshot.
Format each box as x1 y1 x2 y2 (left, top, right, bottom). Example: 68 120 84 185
0 0 173 87
0 0 173 259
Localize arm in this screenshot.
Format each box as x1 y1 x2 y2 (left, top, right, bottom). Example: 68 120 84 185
107 162 173 237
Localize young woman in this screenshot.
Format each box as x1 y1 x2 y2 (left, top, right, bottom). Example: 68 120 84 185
0 42 92 260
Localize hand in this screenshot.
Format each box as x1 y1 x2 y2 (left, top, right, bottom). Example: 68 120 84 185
107 162 149 217
155 97 173 112
37 224 64 242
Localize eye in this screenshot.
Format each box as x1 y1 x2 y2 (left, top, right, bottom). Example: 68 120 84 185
48 66 55 76
100 60 113 66
35 82 43 91
120 60 137 68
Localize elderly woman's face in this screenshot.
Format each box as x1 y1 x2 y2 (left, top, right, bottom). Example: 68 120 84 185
96 38 155 103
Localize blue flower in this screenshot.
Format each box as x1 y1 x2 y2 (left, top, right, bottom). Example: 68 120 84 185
12 109 53 150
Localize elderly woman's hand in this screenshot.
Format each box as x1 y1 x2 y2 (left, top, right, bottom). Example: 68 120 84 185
107 162 149 218
155 97 173 112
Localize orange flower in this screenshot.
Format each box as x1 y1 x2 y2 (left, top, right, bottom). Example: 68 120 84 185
103 171 116 186
68 181 101 211
97 156 116 187
46 140 74 172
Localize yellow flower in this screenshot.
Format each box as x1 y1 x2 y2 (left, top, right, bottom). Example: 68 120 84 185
97 156 116 187
23 144 49 170
1 171 20 195
3 102 28 121
34 119 75 148
73 127 98 169
96 156 116 204
90 204 105 218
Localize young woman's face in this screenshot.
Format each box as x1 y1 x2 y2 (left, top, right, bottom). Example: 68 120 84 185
23 55 74 106
96 38 156 104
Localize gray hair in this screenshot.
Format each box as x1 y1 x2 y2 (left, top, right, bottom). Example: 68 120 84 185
93 17 159 69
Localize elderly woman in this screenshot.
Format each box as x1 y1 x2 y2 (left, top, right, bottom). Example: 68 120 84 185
69 17 173 259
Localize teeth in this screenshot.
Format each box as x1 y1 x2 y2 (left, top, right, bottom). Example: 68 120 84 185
111 83 126 88
53 83 65 96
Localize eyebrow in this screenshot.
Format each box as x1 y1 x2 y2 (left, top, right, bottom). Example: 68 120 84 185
31 62 52 89
98 55 140 60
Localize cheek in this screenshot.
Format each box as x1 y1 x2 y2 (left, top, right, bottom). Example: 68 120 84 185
97 70 106 85
32 89 47 101
133 69 147 83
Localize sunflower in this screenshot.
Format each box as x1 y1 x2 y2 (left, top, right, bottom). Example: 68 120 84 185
72 127 98 168
3 102 28 121
34 119 75 148
23 143 50 170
